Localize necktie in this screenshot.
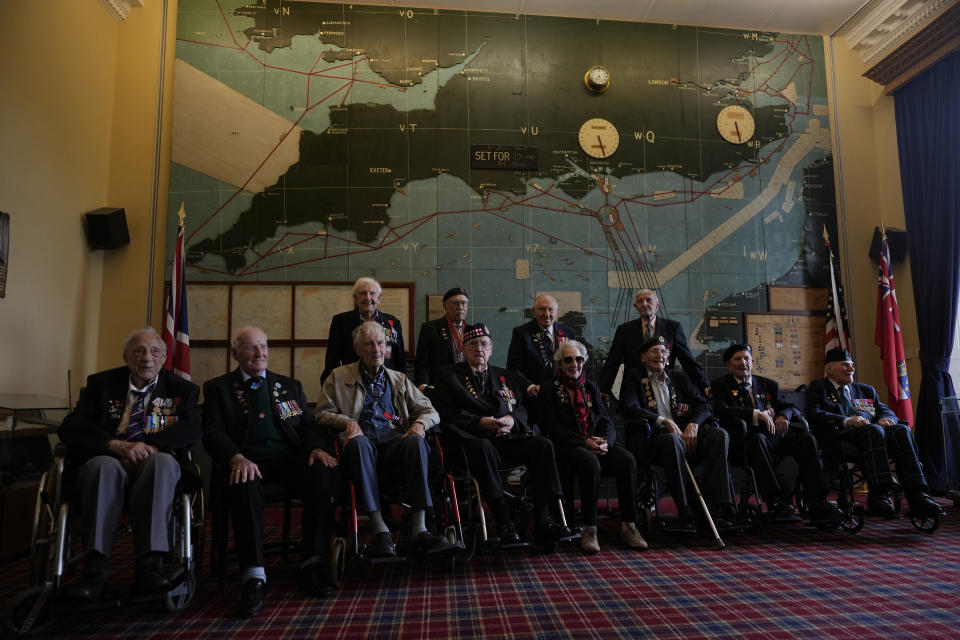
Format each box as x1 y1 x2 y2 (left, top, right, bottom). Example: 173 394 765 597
126 389 149 441
838 385 857 417
644 322 653 339
474 369 487 394
543 329 553 360
739 380 754 408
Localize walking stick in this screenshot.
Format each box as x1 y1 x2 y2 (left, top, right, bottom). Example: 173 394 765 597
684 459 726 550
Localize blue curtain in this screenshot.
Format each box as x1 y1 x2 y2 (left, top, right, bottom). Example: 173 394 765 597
894 51 960 491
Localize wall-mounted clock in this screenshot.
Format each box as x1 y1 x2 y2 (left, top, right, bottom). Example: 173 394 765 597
578 118 619 158
584 65 611 93
716 105 755 144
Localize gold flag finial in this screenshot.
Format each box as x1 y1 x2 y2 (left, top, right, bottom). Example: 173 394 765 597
177 201 186 226
822 224 830 246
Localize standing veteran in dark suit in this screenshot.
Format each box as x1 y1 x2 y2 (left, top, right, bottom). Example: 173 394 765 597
539 339 648 553
619 336 735 529
59 328 201 603
806 348 943 518
202 327 341 618
414 286 470 390
432 323 567 550
599 288 709 398
711 343 843 524
316 321 455 558
321 277 405 383
506 294 577 397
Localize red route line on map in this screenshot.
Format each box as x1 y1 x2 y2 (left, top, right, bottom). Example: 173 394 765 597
181 15 819 278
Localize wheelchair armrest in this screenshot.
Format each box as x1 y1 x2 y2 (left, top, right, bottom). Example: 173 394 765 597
789 416 810 433
623 418 652 440
717 418 748 437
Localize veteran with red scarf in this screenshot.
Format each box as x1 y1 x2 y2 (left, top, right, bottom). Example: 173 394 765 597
538 339 648 553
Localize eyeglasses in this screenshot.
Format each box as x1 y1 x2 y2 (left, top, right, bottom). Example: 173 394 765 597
562 356 585 365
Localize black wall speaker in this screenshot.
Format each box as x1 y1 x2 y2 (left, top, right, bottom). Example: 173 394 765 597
869 226 907 263
84 207 130 250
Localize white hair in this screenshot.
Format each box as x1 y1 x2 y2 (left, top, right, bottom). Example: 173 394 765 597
122 327 163 352
352 277 382 298
352 321 386 347
554 339 588 364
231 326 267 350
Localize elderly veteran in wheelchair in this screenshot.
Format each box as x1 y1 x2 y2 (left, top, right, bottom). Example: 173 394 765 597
538 339 648 553
805 348 943 519
316 321 456 558
57 328 201 603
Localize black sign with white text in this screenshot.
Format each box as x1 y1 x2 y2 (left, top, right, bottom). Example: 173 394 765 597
470 145 537 170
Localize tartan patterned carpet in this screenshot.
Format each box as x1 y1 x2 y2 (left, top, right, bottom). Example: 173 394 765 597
3 502 959 639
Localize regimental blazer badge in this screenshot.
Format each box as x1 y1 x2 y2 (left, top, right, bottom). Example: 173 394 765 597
106 399 123 421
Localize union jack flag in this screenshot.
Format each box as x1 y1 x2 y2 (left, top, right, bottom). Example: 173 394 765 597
875 232 912 424
823 226 851 354
162 203 191 379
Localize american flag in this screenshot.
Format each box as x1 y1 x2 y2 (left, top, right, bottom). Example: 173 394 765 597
823 226 851 354
875 232 913 424
162 203 191 379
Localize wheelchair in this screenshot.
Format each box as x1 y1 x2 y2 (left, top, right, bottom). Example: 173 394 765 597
434 430 578 563
626 418 748 545
2 447 204 637
816 435 940 534
716 416 811 530
329 430 468 584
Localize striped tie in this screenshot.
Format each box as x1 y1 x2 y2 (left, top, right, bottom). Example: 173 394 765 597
126 389 150 441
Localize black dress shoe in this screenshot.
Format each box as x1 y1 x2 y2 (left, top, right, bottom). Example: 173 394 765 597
766 498 797 520
66 572 107 604
236 578 267 618
415 531 458 556
134 564 172 596
809 499 845 524
674 505 697 531
370 532 397 558
497 522 522 547
706 504 735 530
297 561 333 597
907 492 945 517
533 521 565 553
867 492 897 517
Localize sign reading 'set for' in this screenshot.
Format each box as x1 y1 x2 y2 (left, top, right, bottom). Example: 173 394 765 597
470 145 537 170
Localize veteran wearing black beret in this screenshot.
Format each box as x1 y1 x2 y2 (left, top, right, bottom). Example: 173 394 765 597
414 287 471 390
806 348 943 518
711 343 843 525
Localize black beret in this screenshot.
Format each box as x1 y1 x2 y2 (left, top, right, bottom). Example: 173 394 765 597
825 348 853 363
639 335 667 353
723 343 752 362
443 287 468 302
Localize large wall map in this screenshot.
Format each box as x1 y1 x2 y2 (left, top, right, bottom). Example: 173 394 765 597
170 0 840 382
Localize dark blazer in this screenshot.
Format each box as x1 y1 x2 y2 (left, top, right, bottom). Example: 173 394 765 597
414 316 469 387
201 368 330 467
58 366 201 474
710 373 800 424
619 367 712 432
432 362 531 441
538 375 616 448
805 378 897 434
506 320 577 388
598 317 708 394
320 309 405 383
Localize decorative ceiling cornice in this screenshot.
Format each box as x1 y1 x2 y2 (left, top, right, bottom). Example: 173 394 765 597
840 0 958 64
862 1 960 92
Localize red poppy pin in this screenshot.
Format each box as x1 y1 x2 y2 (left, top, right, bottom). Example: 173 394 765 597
765 394 772 402
499 375 506 384
388 319 394 327
383 411 393 420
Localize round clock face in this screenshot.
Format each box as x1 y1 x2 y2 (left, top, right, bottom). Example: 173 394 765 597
578 118 619 159
716 105 755 144
584 65 611 93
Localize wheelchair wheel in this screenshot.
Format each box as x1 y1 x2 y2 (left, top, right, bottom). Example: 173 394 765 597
445 527 464 573
739 503 763 533
189 488 205 575
910 512 940 533
2 586 59 637
30 471 60 587
840 505 864 533
330 537 347 588
638 506 654 538
163 572 196 613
